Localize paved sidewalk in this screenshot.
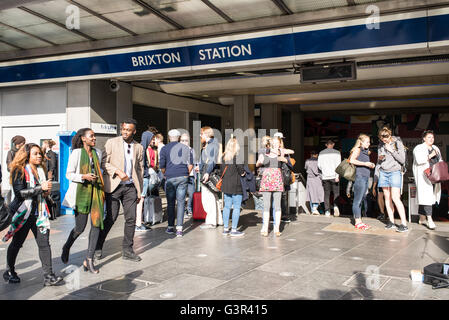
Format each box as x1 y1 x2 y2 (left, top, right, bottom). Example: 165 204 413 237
1 210 449 300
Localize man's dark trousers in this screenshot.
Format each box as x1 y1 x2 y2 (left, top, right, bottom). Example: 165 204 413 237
323 179 340 212
96 184 138 254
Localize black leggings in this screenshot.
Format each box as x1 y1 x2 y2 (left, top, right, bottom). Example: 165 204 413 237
7 214 53 275
64 211 100 259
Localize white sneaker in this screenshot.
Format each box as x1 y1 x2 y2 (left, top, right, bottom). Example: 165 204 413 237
325 211 331 217
427 218 436 230
333 206 340 217
200 224 217 229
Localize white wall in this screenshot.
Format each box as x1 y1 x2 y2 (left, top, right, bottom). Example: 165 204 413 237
1 83 67 192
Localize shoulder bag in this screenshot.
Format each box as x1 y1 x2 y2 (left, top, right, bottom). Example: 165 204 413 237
335 158 356 182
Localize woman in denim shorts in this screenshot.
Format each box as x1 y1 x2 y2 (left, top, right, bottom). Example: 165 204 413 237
377 127 408 233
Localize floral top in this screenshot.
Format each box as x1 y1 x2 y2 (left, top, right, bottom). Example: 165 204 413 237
259 154 284 192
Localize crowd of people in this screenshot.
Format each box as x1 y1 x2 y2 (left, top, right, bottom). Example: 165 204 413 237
0 120 446 286
304 127 446 233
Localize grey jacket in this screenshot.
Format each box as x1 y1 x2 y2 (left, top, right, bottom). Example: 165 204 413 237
377 136 406 172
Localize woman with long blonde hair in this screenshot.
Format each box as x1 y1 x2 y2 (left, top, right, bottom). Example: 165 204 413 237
3 143 63 286
221 137 246 237
256 136 288 236
349 134 376 230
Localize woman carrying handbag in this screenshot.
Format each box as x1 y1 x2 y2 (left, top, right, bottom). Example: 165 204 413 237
3 143 63 286
220 137 246 237
412 130 446 230
61 128 105 274
349 134 376 231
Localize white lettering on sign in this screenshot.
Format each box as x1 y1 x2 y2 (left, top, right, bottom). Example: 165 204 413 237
91 123 117 135
131 52 182 67
198 44 252 61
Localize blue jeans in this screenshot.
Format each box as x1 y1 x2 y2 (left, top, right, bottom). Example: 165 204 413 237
352 176 369 219
186 176 195 214
222 193 243 230
165 176 189 228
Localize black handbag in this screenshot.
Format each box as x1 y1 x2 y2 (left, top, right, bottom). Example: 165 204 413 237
0 196 12 232
281 162 293 185
46 195 57 220
205 169 221 193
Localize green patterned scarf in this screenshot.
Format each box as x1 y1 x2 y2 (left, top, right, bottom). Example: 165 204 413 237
75 148 105 229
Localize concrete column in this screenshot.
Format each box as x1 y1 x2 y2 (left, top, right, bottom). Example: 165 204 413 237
261 103 282 131
168 109 188 133
116 81 133 130
232 95 255 166
67 81 90 131
290 107 304 172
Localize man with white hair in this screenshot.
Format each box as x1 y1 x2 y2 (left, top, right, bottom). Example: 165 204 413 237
159 129 193 237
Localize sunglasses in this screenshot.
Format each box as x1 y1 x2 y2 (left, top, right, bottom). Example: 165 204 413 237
381 134 390 139
127 143 131 154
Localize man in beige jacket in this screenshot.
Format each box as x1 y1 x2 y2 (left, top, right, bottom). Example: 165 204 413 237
96 118 144 262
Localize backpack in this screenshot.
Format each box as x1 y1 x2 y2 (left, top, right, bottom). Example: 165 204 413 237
394 139 408 174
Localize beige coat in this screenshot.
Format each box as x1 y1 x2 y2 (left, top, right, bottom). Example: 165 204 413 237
101 136 144 195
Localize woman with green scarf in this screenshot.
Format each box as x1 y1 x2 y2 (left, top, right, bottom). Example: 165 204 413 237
62 128 105 274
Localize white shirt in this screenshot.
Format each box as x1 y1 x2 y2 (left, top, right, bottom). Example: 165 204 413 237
317 148 341 180
122 140 134 185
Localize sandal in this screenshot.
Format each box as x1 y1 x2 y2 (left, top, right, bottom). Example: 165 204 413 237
355 223 371 231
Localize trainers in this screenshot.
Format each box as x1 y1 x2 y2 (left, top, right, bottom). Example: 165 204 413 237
281 217 291 223
165 227 175 234
176 230 183 237
230 230 245 237
222 228 230 236
325 211 331 217
94 250 103 260
385 221 397 230
135 225 148 232
396 224 409 233
3 270 20 284
377 214 386 221
333 206 340 217
122 251 142 262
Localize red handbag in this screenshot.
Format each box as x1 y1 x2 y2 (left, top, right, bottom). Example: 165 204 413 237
424 162 449 184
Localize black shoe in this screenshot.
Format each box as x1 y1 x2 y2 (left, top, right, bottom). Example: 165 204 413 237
385 221 397 230
83 259 99 274
3 270 20 284
122 251 142 262
43 273 63 287
396 224 409 233
94 250 103 260
61 244 70 264
281 217 291 223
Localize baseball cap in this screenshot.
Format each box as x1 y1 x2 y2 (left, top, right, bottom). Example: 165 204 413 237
273 132 284 139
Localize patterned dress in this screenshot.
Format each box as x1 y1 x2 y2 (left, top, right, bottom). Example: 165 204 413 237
259 154 284 192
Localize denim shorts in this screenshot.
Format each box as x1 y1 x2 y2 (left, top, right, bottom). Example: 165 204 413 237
378 170 402 189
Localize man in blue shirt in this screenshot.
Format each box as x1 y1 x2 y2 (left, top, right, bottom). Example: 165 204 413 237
199 126 223 229
160 129 193 237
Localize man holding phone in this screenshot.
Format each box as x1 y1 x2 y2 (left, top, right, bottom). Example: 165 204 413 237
96 119 144 262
